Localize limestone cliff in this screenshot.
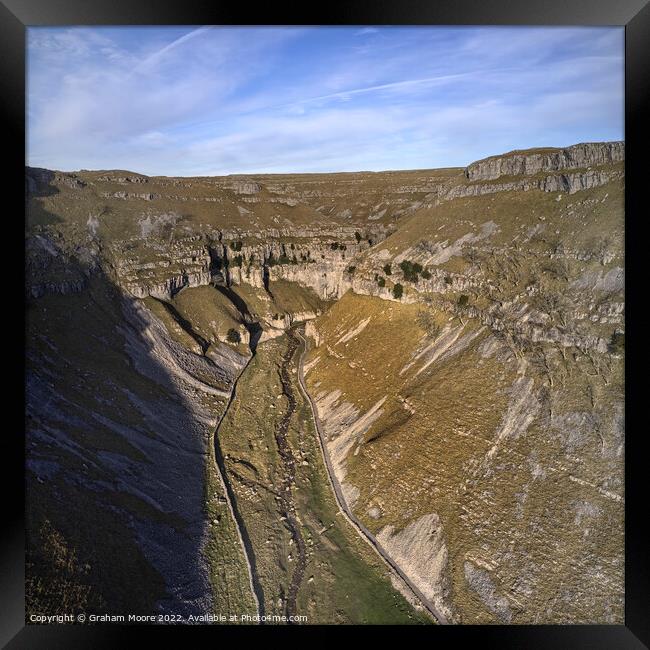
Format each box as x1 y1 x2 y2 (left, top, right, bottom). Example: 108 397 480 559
465 141 624 181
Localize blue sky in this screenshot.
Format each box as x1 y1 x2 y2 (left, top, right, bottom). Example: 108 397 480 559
27 26 624 175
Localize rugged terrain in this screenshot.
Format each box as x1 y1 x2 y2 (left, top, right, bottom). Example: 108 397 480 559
25 141 624 624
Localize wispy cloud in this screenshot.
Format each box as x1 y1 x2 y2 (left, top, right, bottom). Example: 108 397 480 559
289 72 477 106
27 26 624 175
131 26 214 74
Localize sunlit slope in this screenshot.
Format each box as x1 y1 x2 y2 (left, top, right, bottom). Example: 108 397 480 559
354 171 623 309
304 159 625 628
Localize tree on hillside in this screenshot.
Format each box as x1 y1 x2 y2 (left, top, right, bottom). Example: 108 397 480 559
226 328 241 344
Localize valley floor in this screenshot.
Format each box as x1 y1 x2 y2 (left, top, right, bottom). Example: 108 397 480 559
208 326 430 624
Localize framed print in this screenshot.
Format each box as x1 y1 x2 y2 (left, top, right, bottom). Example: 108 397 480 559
2 0 649 647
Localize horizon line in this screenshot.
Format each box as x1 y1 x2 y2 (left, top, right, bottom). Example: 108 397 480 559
26 139 624 179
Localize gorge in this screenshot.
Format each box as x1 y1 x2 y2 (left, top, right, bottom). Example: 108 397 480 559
25 141 624 624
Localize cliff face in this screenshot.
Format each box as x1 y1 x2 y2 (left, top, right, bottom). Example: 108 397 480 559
25 141 624 624
465 141 624 181
107 232 369 303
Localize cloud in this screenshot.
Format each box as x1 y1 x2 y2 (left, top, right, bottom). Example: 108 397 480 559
27 26 624 175
355 27 378 36
131 26 213 73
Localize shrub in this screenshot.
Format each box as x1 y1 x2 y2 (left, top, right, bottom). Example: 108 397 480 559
392 283 403 299
377 277 386 287
347 265 356 274
229 241 243 252
383 264 392 276
355 231 362 243
399 259 423 283
458 294 469 307
231 254 243 267
421 269 431 280
226 328 241 344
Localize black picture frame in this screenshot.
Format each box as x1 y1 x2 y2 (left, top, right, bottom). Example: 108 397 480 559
3 1 648 647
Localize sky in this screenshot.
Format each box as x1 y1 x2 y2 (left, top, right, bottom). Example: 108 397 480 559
27 26 624 176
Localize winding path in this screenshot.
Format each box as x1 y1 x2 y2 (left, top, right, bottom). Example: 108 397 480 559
294 327 449 625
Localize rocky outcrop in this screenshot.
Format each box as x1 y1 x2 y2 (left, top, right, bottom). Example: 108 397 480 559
465 141 624 181
101 191 161 201
376 514 453 622
538 169 622 194
96 173 148 183
446 168 623 200
228 180 261 195
110 231 376 303
25 233 98 298
26 167 86 193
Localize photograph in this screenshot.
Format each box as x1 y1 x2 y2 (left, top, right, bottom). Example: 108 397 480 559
16 15 638 636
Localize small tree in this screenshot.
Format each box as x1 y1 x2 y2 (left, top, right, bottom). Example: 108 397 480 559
392 283 403 299
377 277 386 288
383 263 392 276
399 260 423 283
226 328 241 344
355 231 362 243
